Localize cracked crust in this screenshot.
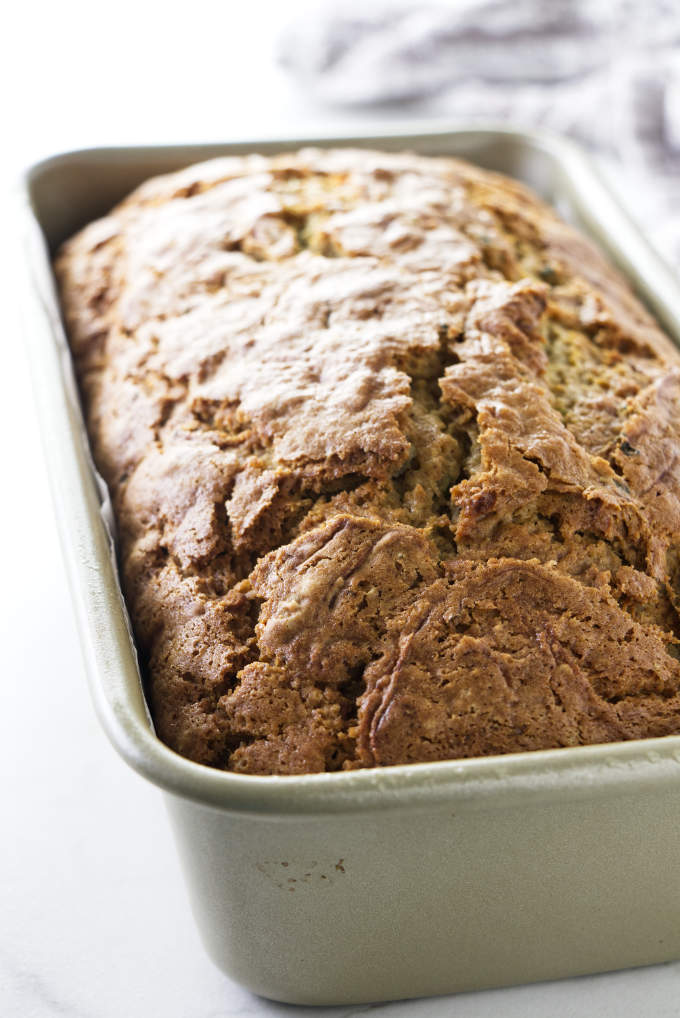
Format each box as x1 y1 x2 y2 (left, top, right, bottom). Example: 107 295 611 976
55 147 680 774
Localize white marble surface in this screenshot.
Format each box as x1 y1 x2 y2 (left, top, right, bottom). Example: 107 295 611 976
3 3 680 1015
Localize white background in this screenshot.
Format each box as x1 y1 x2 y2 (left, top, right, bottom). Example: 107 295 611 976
2 3 680 1015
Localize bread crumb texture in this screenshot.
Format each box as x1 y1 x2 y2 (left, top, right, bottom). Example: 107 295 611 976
56 148 680 774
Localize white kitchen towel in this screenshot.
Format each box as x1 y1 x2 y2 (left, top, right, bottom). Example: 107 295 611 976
279 0 680 269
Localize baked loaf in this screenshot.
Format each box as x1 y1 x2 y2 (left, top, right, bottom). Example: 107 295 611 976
56 148 680 774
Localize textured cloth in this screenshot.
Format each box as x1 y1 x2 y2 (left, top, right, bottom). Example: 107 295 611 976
279 0 680 269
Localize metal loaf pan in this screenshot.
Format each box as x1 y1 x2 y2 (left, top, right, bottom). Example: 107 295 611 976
18 126 680 1006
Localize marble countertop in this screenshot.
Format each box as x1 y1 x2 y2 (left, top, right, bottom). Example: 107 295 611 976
3 3 680 1014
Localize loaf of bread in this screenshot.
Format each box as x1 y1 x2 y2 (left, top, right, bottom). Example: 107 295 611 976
56 148 680 774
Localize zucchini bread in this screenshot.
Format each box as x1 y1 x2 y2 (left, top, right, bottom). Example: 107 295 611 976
56 148 680 774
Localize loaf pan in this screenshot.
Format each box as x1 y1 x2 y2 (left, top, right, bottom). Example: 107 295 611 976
18 126 680 1006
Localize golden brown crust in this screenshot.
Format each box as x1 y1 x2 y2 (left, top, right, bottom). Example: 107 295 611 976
55 148 680 774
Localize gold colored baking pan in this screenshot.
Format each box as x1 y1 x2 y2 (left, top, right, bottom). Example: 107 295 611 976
18 125 680 1005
